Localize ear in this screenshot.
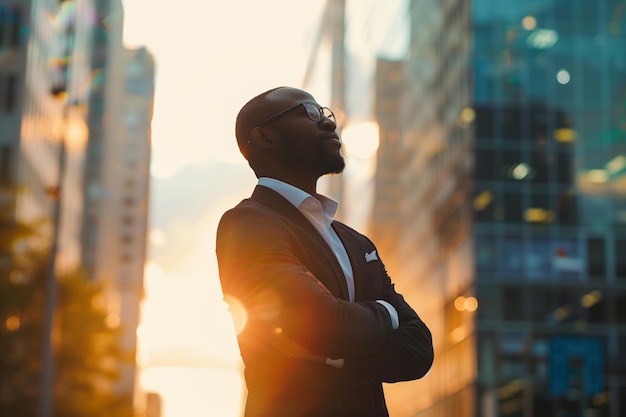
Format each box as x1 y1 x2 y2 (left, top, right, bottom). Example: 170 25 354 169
249 127 275 148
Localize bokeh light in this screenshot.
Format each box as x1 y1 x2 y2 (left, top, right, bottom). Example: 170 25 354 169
341 121 380 159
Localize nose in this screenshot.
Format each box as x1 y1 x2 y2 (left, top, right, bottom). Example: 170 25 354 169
319 115 336 130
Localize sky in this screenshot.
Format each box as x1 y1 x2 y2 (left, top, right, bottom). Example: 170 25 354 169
121 1 328 416
122 0 328 179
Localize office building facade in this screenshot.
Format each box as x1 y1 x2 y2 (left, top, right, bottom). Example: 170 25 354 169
471 1 625 415
370 0 626 416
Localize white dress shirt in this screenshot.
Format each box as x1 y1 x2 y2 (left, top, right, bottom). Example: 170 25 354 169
259 177 355 301
258 178 398 328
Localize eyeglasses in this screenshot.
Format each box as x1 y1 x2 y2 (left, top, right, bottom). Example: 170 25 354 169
259 102 335 126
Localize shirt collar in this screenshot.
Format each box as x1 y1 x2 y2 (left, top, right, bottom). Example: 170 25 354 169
258 177 339 220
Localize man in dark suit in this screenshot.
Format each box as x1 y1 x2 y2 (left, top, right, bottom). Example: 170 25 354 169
216 86 433 417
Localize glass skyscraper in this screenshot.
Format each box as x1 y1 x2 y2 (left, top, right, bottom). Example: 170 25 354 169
472 0 626 415
369 0 626 416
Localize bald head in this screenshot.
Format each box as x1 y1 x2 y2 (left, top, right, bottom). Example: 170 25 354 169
235 86 318 158
235 86 286 159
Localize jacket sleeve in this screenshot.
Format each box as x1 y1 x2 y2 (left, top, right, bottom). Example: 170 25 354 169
378 281 434 382
341 232 434 383
216 206 395 360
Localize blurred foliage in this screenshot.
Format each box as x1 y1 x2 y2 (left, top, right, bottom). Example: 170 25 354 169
0 186 135 417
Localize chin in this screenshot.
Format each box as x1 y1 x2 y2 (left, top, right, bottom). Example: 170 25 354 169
325 159 346 175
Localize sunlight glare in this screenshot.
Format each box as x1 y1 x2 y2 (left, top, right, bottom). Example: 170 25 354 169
223 295 248 335
140 366 245 417
341 122 380 159
149 229 167 247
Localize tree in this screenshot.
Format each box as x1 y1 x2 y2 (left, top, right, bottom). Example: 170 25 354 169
0 186 136 417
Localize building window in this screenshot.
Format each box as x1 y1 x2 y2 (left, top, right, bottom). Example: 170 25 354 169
556 190 577 226
616 239 626 278
5 74 16 111
476 235 496 271
502 285 525 321
0 75 5 110
476 284 499 320
0 73 17 112
498 236 523 275
616 292 626 325
617 335 626 373
530 287 552 322
0 144 12 184
9 7 21 47
0 8 5 46
579 287 606 323
475 149 494 181
587 237 606 278
501 192 522 223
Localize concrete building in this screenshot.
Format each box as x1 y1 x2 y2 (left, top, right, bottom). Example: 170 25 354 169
370 1 474 415
0 0 92 269
79 0 154 404
0 0 154 410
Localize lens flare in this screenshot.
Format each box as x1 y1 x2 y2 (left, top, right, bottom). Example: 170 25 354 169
223 295 248 335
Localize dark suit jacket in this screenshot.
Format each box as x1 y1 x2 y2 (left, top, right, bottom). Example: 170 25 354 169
216 186 433 417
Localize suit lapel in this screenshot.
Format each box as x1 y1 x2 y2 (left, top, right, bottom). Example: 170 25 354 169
331 222 363 300
251 186 350 299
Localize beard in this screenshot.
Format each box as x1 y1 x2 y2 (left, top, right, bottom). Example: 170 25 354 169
280 138 346 177
319 151 345 176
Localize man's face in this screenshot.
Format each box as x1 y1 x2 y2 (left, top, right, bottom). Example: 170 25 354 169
262 88 345 177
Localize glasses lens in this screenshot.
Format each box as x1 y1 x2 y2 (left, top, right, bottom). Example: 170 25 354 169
303 103 335 122
302 103 321 121
322 107 335 123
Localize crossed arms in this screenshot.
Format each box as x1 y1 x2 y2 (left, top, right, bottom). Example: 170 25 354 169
216 204 433 382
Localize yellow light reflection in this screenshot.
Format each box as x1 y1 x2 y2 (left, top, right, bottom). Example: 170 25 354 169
554 128 577 142
581 290 603 308
511 163 530 180
65 114 89 152
588 169 609 184
521 15 537 30
553 306 571 321
473 190 493 211
454 296 478 312
606 154 626 174
465 297 479 312
5 315 20 332
499 379 523 398
449 326 467 343
524 208 553 223
460 107 475 126
454 296 466 311
592 391 610 406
